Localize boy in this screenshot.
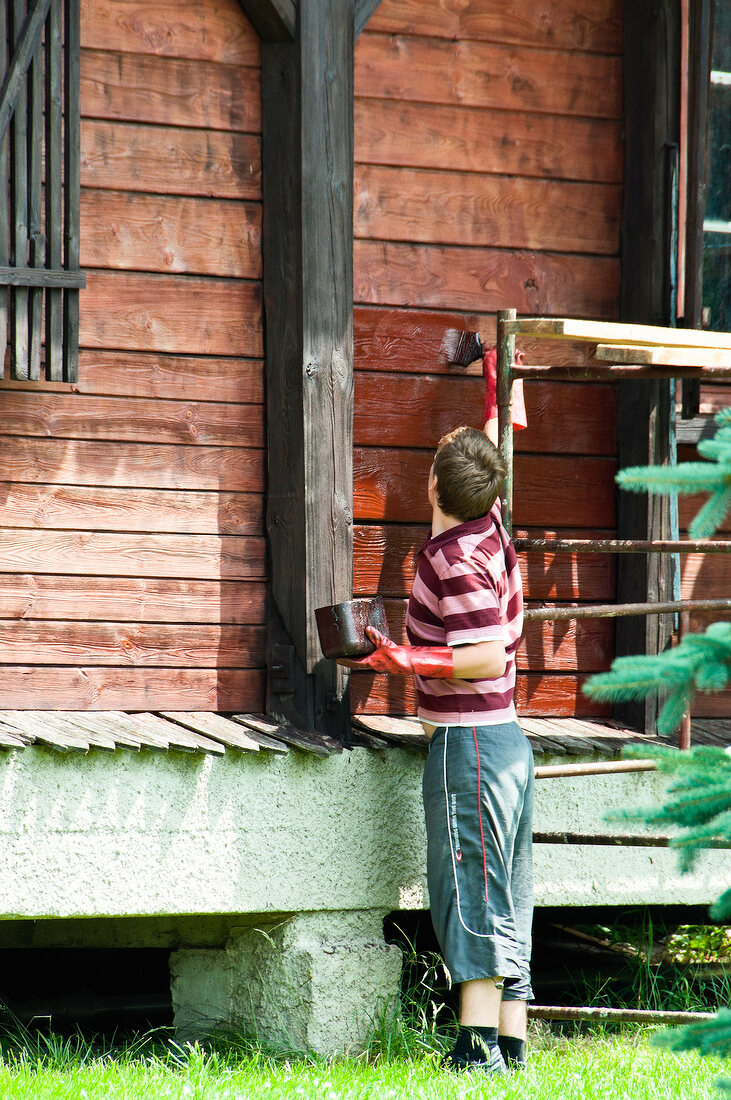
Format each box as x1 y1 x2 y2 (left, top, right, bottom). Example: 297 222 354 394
340 426 533 1074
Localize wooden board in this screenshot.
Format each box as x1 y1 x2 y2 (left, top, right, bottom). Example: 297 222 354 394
0 576 265 624
230 714 339 757
21 710 118 751
120 712 226 754
0 669 265 711
0 353 264 403
82 120 260 200
81 191 262 280
0 485 263 534
0 436 265 491
354 241 620 319
354 99 623 184
81 48 261 133
505 317 731 350
80 0 261 66
349 672 612 717
158 711 261 752
364 0 622 53
0 531 266 580
0 391 263 447
354 449 617 528
354 373 616 455
81 272 263 357
595 343 731 368
354 166 621 255
353 525 616 600
0 622 266 666
355 34 622 119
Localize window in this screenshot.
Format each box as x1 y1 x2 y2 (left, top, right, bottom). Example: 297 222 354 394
0 0 84 382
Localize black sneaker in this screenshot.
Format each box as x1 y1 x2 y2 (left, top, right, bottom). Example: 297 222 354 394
442 1043 507 1075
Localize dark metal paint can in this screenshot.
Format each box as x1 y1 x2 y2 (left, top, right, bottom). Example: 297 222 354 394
315 596 390 659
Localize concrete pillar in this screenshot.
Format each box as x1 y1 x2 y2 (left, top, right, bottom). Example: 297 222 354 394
170 908 402 1055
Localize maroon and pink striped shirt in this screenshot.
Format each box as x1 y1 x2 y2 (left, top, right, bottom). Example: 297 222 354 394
406 502 523 726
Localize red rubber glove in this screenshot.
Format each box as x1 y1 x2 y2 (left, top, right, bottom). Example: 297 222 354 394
338 627 454 678
483 345 527 429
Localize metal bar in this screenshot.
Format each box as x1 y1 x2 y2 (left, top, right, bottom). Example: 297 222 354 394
528 1005 714 1024
63 0 81 382
514 537 731 554
534 830 731 848
535 760 657 778
512 363 731 379
0 266 86 287
496 309 514 533
525 598 731 622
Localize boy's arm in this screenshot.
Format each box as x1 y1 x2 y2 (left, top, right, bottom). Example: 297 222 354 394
338 628 506 680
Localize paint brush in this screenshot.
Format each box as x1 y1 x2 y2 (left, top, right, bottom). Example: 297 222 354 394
441 328 483 367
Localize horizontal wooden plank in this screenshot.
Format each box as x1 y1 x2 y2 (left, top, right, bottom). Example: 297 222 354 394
80 0 261 66
506 317 731 350
0 576 265 624
681 554 731 599
355 34 622 119
81 190 262 279
0 354 263 402
354 373 616 454
0 530 266 579
354 449 617 527
354 98 623 183
0 668 265 711
596 344 731 368
364 0 622 53
81 272 263 357
82 48 261 133
354 306 591 373
353 525 616 600
0 391 263 447
354 241 620 318
354 166 621 255
0 622 266 667
349 672 612 717
380 597 613 670
82 120 261 200
0 485 263 534
691 692 731 718
0 436 265 491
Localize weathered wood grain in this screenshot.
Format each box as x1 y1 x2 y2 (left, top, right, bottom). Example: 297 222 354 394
0 622 266 666
81 120 260 200
0 390 263 446
354 373 616 454
80 0 261 66
354 98 623 183
349 672 612 717
691 692 731 718
364 0 622 53
353 306 591 373
354 166 621 255
81 190 262 279
354 241 620 318
354 449 617 527
81 48 261 133
80 272 263 356
0 484 263 534
0 530 266 579
681 554 731 598
353 524 616 600
0 436 265 490
355 34 622 119
160 711 262 751
0 667 265 711
0 352 264 402
0 575 266 623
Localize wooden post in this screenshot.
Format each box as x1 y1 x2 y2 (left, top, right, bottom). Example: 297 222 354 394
616 0 681 734
261 0 354 737
496 309 515 534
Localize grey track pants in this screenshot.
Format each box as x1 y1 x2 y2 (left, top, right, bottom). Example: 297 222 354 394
422 721 534 998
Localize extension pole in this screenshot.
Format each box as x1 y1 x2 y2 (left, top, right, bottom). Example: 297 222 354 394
528 1005 714 1024
534 759 656 779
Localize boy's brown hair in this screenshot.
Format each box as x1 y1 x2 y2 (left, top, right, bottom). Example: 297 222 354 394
432 426 506 521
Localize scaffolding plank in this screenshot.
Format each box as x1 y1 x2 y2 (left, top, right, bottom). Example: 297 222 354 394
594 343 731 367
503 317 731 350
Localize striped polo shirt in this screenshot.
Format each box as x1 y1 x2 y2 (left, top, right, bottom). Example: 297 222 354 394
406 502 523 726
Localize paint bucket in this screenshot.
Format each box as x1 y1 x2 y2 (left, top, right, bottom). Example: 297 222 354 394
315 596 390 659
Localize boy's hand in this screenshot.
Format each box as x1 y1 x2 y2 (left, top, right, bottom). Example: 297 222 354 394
337 627 454 678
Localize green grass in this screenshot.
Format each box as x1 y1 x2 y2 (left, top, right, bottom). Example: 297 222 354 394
0 1025 727 1099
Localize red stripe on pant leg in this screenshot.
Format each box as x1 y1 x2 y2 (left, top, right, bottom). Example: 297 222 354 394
473 726 489 903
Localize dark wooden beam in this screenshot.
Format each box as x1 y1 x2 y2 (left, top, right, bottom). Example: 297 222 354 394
237 0 296 43
354 0 383 38
615 0 682 733
262 0 354 736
